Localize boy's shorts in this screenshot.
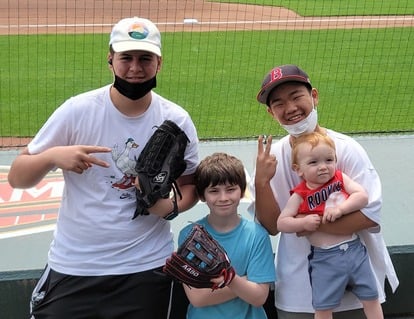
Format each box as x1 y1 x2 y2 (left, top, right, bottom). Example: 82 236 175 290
308 237 379 310
276 308 366 319
30 265 173 319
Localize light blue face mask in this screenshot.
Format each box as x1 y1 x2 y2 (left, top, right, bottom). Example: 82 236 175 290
281 104 318 137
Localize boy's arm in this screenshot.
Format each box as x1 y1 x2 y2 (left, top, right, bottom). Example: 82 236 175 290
8 147 55 188
318 211 376 235
146 174 198 218
183 283 237 307
8 145 111 188
174 174 199 212
183 275 270 308
254 135 280 235
255 177 280 235
226 276 270 307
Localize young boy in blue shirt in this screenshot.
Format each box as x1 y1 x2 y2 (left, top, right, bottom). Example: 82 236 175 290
179 152 276 319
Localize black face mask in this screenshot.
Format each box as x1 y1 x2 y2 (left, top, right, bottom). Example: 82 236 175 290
113 75 157 100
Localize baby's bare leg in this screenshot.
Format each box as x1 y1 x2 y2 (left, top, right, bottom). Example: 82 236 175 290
362 299 384 319
315 309 333 319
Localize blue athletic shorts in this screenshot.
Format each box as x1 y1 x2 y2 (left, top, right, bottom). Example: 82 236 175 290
307 237 379 310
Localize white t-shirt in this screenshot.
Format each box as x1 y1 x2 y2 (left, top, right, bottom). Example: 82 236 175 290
248 129 398 313
28 85 199 276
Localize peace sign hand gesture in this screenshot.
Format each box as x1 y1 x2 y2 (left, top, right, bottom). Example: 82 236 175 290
255 135 277 186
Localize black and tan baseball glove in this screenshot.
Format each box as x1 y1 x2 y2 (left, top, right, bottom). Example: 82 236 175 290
163 224 236 290
133 120 189 219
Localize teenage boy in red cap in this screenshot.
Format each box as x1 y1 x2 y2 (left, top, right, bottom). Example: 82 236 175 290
248 64 398 319
9 17 199 319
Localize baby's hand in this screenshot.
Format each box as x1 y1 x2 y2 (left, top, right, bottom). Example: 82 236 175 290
322 207 343 223
302 214 321 231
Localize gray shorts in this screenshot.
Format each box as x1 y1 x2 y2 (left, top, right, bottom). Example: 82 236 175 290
308 237 378 310
277 308 366 319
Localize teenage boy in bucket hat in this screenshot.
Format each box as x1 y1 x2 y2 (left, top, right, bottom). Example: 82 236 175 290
248 64 399 319
8 17 199 319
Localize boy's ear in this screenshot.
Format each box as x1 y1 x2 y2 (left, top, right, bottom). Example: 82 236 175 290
266 106 274 117
240 184 246 199
311 88 319 106
107 53 113 68
156 56 162 72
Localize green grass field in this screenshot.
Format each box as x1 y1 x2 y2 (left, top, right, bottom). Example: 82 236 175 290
1 0 413 139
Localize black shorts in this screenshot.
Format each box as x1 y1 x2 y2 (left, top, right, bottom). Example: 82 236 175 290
30 265 174 319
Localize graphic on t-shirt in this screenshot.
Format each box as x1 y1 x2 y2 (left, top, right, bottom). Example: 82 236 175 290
111 138 139 189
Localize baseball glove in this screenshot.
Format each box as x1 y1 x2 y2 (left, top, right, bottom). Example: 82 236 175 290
163 224 236 290
133 120 189 219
